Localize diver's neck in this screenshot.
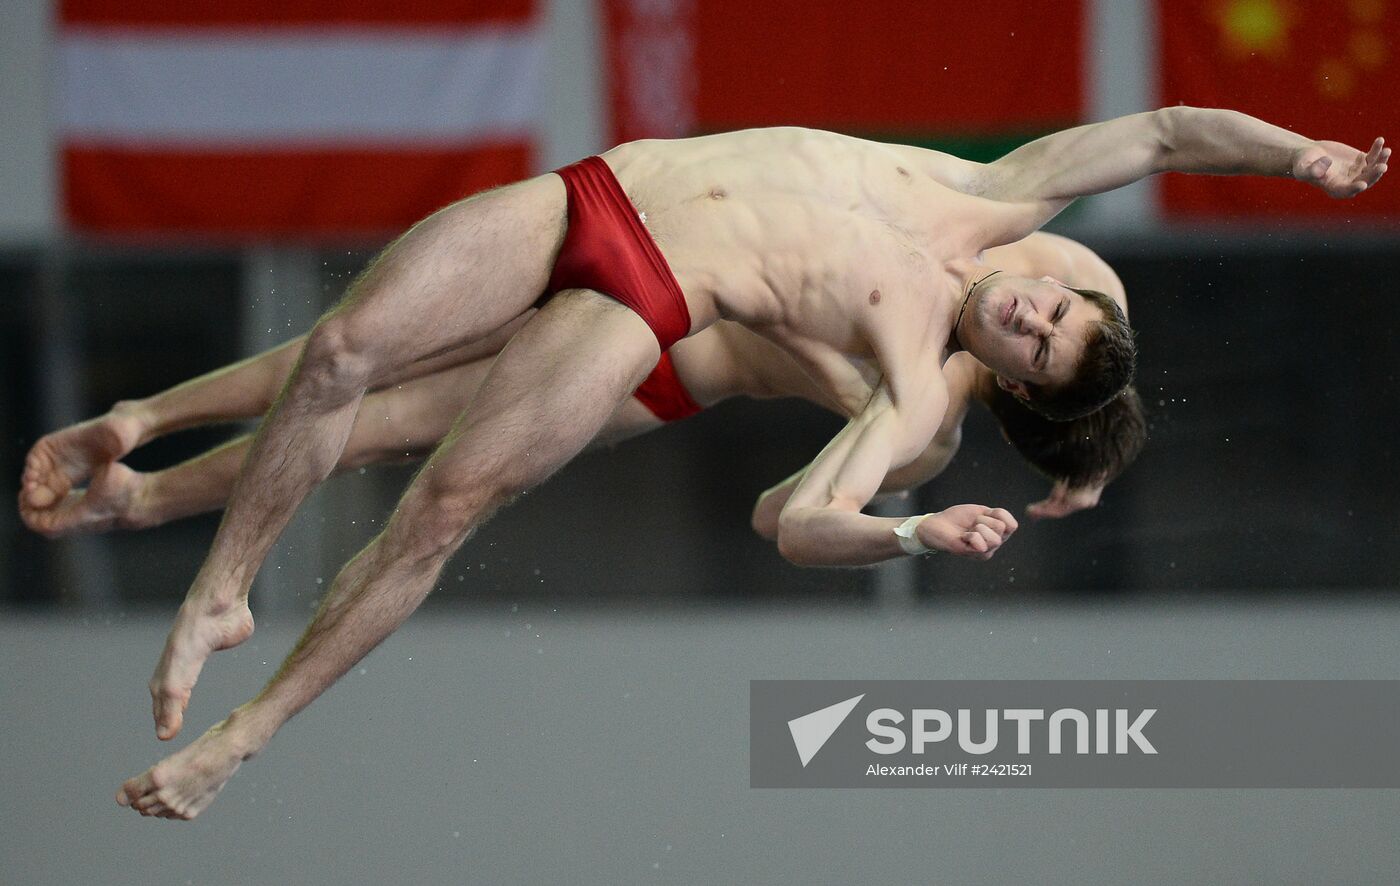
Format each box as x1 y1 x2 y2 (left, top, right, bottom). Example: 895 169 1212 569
946 261 999 354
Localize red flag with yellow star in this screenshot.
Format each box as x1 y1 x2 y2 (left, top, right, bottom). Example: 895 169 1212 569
1159 0 1400 220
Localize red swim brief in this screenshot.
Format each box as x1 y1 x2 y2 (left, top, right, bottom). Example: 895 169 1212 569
632 352 703 422
548 156 692 351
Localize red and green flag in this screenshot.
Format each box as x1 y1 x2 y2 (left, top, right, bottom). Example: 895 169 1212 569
605 0 1086 163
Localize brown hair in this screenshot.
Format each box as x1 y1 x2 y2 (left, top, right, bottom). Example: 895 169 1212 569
1022 287 1136 422
989 384 1146 489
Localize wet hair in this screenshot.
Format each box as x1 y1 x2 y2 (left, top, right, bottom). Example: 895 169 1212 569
1021 287 1136 422
988 384 1146 489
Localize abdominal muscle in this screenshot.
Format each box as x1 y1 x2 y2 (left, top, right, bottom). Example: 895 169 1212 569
603 131 954 327
601 128 964 416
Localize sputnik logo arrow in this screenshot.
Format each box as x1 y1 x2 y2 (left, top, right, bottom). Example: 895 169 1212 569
787 694 865 767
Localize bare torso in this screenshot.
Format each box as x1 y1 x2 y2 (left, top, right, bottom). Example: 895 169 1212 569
666 231 1125 418
601 128 998 416
589 128 1127 458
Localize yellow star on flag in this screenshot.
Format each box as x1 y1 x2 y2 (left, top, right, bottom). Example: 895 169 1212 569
1213 0 1294 59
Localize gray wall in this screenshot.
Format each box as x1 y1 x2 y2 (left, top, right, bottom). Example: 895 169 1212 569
0 0 55 244
6 600 1400 885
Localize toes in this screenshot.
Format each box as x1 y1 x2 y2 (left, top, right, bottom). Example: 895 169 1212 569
118 772 154 808
25 485 57 510
155 689 190 740
151 674 192 741
152 798 186 819
22 446 69 509
20 496 76 539
24 446 50 479
134 792 163 813
155 696 186 741
118 767 195 819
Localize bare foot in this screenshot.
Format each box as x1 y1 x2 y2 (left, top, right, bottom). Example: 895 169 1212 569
150 601 255 740
18 461 150 539
117 719 255 820
20 403 148 512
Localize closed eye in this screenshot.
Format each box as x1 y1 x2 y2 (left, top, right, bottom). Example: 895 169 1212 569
1034 299 1067 370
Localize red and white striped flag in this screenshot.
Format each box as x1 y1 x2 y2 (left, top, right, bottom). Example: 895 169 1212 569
58 1 543 238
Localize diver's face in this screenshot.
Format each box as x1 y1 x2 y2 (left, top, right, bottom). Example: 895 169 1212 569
959 275 1104 396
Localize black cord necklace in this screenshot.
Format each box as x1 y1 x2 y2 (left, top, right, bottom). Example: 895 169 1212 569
951 269 1002 351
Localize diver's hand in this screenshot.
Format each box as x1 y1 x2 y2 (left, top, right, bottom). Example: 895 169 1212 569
918 505 1018 560
1292 137 1388 198
1026 480 1104 521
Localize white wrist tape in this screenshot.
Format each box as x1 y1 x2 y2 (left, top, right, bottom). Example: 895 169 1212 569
893 514 934 556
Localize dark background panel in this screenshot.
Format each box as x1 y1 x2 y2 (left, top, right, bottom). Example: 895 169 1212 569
4 244 1398 607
